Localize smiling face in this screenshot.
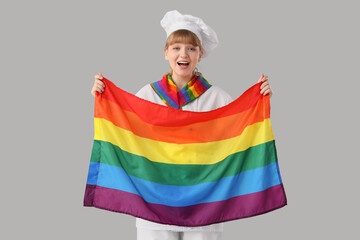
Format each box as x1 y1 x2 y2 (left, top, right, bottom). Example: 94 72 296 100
165 43 203 80
164 29 203 81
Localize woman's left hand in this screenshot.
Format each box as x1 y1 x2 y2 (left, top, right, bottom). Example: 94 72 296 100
258 74 273 98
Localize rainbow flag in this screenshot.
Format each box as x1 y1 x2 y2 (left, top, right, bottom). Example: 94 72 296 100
84 78 287 226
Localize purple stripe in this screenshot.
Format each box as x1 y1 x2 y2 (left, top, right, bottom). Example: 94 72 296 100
157 81 179 106
178 91 187 106
84 184 287 227
199 75 212 88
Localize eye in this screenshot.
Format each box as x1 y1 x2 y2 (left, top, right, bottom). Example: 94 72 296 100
189 47 196 51
173 47 180 50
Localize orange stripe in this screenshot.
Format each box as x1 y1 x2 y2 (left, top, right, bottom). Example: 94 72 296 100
95 97 270 144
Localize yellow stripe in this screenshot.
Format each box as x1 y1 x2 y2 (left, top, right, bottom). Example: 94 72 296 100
168 80 176 87
94 118 275 165
191 88 200 97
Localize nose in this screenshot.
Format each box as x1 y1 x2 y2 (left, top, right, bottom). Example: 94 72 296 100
180 48 189 58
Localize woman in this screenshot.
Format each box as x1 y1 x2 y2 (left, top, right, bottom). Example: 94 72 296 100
91 10 272 240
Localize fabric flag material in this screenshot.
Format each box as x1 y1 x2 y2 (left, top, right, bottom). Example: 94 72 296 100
84 78 287 227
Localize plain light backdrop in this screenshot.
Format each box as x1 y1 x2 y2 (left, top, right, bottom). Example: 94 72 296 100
1 0 359 239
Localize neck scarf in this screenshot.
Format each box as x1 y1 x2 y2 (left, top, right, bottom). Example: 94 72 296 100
150 74 212 109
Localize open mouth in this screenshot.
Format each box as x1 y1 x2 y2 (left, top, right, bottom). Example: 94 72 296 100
177 62 190 66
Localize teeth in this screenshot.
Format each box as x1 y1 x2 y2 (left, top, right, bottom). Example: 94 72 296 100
178 62 190 65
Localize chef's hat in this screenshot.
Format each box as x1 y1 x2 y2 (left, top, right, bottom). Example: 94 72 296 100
160 10 219 57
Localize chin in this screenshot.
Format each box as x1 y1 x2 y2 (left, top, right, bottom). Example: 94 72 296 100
178 73 193 79
174 70 194 77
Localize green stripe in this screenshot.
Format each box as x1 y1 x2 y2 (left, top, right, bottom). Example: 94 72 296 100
90 140 277 186
186 88 195 99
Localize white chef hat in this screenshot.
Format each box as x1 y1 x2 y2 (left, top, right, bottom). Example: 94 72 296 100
160 10 219 57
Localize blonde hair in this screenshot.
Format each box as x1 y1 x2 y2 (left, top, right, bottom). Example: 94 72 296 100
165 29 203 77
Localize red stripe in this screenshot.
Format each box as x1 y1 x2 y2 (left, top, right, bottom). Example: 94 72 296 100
84 184 286 227
99 78 265 127
193 79 204 96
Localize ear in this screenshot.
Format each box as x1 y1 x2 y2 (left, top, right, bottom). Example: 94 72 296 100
164 48 169 60
198 49 204 62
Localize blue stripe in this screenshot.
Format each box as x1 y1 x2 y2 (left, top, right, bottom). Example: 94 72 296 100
87 162 100 185
153 82 179 109
180 88 192 102
87 162 282 207
199 76 211 88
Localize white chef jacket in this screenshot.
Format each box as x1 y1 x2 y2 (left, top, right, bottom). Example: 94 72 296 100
135 83 233 232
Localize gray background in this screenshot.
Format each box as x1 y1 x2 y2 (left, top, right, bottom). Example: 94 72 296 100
1 0 359 239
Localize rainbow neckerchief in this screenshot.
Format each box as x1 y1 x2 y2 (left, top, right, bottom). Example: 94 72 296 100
150 74 212 109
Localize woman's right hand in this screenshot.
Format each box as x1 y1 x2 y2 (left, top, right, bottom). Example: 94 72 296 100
91 72 105 96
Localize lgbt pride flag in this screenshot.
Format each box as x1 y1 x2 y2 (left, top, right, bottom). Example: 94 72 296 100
84 78 287 226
